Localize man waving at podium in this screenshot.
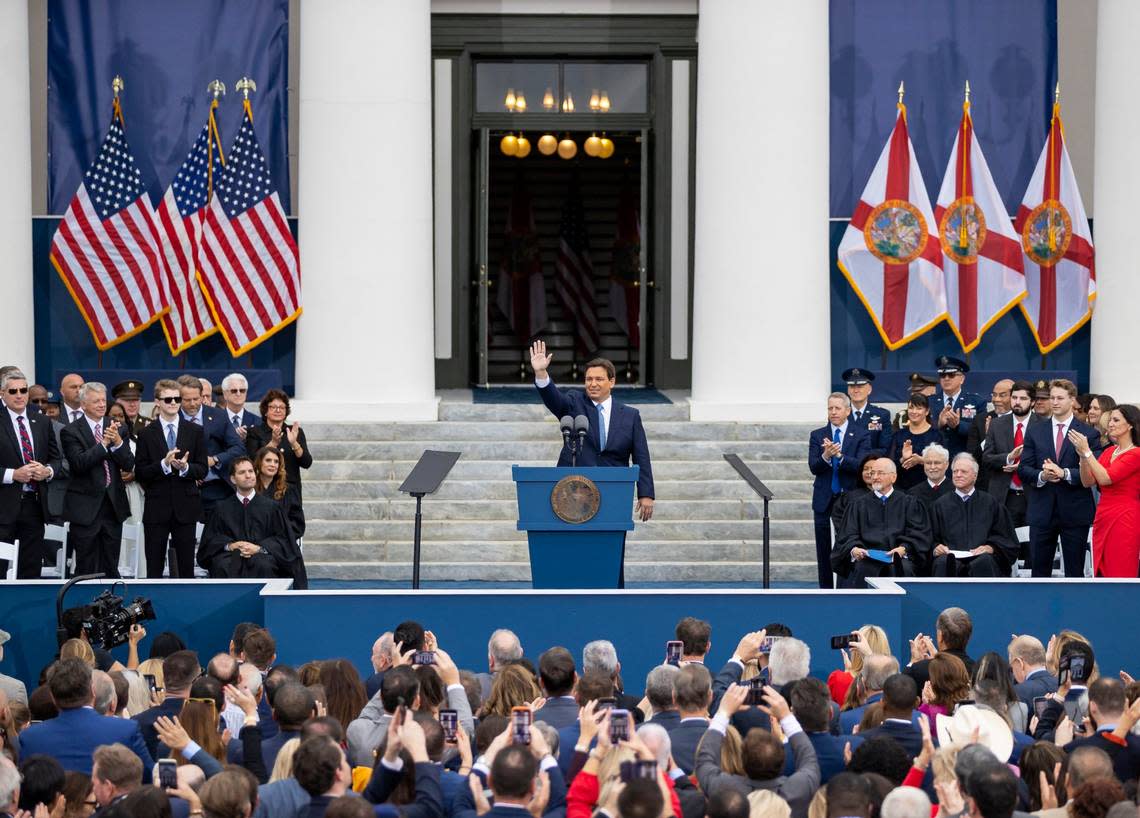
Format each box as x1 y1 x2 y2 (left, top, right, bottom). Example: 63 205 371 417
530 340 655 522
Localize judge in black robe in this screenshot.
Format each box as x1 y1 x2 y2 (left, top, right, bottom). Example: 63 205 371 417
198 457 304 581
832 458 932 587
830 453 879 532
930 455 1019 578
906 444 953 513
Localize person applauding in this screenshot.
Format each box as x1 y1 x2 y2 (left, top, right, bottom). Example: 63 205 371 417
1070 404 1140 577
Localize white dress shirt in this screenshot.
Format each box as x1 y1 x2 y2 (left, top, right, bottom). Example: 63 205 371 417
3 407 54 485
159 417 188 476
1038 414 1075 485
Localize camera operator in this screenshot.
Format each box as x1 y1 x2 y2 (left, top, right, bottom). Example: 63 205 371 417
59 607 148 674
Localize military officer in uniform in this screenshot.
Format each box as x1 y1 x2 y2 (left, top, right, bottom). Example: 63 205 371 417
894 373 937 431
844 368 893 455
1032 379 1052 419
931 356 985 459
112 380 151 438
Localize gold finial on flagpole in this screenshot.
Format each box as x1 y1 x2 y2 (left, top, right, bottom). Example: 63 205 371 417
897 81 905 105
1055 82 1061 104
964 80 971 104
208 79 226 100
112 75 124 98
235 77 257 100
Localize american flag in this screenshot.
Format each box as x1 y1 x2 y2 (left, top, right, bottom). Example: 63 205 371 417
49 101 167 349
198 100 301 356
554 185 600 356
156 102 224 354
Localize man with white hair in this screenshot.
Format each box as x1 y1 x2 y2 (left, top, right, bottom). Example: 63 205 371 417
881 785 931 818
92 670 117 716
61 381 135 577
221 373 259 441
832 458 932 587
0 754 20 817
639 722 706 818
769 639 811 688
583 639 642 720
908 443 953 513
645 664 681 728
365 631 394 698
475 628 523 699
930 453 1018 577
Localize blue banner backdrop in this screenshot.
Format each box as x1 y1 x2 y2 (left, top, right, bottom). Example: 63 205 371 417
827 0 1086 378
48 0 290 215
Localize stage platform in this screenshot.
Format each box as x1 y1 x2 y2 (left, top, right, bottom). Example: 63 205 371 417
2 578 1137 694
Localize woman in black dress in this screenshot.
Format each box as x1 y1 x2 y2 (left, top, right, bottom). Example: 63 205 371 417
253 444 308 590
890 394 944 491
246 388 313 497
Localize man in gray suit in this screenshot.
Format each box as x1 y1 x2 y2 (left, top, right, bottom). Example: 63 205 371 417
695 683 819 818
983 380 1041 529
0 629 28 706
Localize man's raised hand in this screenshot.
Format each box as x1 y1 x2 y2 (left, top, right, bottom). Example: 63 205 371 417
529 340 552 377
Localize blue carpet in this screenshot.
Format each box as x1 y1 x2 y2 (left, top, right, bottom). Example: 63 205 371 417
307 579 813 590
472 387 672 405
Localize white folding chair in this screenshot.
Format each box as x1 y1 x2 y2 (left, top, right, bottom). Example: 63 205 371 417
119 522 143 579
42 523 69 578
0 539 19 581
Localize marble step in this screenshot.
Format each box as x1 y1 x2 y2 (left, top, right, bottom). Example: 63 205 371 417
301 518 815 542
306 459 808 482
302 478 813 502
303 498 813 521
437 402 691 422
302 420 816 443
307 439 807 462
305 559 819 583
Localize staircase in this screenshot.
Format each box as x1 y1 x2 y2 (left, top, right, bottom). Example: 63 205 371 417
300 397 818 583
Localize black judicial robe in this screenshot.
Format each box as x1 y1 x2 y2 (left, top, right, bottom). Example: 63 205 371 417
832 490 932 577
907 479 954 514
197 493 302 580
930 489 1019 575
830 487 870 532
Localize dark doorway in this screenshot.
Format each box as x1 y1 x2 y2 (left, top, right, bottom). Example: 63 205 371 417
475 129 648 385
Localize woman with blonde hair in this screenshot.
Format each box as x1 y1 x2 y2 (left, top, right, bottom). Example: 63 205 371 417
1046 631 1100 681
269 737 301 783
59 639 96 668
828 625 891 706
695 723 746 777
479 663 542 718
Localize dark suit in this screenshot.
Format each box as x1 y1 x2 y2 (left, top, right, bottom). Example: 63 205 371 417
534 696 579 730
860 718 923 757
61 416 135 577
133 697 187 759
849 404 893 455
1065 730 1140 783
535 379 654 500
1018 416 1100 577
649 710 682 730
135 418 208 578
984 413 1042 526
1013 668 1058 709
907 479 953 513
20 706 153 781
666 718 710 775
931 389 987 459
906 650 975 689
966 410 994 490
808 423 871 589
182 407 245 514
782 732 863 784
839 693 883 734
0 407 63 578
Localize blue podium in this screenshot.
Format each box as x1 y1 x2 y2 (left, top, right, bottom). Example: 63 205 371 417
512 465 639 588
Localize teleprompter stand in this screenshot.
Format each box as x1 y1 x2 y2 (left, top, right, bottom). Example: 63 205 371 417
398 450 461 589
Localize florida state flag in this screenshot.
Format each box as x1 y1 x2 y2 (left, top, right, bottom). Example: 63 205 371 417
838 92 946 349
1014 96 1095 353
934 89 1026 352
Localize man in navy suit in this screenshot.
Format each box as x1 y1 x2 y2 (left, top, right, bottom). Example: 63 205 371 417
1008 635 1058 708
1063 678 1140 782
534 647 579 729
1017 378 1099 577
855 674 921 757
838 655 899 734
785 677 861 784
931 356 987 460
18 658 153 780
844 369 893 455
176 374 245 516
808 393 871 588
0 368 62 578
667 664 713 775
220 373 261 444
645 664 681 729
530 341 654 587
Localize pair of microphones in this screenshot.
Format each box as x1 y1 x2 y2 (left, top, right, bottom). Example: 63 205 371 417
560 415 590 467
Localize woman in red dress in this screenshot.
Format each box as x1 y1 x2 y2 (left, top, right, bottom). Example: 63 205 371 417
1070 405 1140 577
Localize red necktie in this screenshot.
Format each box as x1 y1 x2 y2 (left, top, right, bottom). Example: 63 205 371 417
1055 422 1066 459
92 423 111 486
1011 422 1023 489
17 416 36 490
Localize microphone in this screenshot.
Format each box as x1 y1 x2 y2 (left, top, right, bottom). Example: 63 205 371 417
574 415 590 449
559 416 574 451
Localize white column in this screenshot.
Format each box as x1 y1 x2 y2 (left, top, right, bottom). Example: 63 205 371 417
294 0 438 420
1090 0 1140 403
0 3 35 378
689 1 830 422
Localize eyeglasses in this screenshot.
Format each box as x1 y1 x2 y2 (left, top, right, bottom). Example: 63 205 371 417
6 388 28 395
267 404 287 411
187 697 218 709
227 388 247 393
158 396 181 404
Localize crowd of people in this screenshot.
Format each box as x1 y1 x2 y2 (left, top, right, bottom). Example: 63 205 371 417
0 368 311 587
810 356 1139 588
1 607 1138 818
